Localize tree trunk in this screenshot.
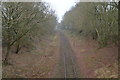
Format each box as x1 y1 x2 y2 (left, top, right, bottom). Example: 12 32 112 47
15 44 21 54
3 46 10 65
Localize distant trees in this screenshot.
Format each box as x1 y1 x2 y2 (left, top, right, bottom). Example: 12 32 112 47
2 2 57 64
61 2 118 47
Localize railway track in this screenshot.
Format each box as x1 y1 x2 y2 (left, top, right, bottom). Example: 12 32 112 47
58 31 79 78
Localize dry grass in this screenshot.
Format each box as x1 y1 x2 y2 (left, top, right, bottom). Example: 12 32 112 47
95 63 118 78
66 33 118 78
2 35 59 78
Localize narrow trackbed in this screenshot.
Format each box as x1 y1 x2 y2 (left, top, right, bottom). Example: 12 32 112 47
58 31 79 78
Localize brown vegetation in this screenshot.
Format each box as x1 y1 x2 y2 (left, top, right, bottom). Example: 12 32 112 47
67 34 118 78
3 35 59 78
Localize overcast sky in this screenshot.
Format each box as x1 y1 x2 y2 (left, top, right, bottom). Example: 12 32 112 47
43 0 78 22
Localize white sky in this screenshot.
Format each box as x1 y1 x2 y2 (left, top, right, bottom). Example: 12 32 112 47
43 0 78 22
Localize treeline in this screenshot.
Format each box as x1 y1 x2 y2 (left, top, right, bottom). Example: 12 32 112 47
61 2 118 47
2 2 57 64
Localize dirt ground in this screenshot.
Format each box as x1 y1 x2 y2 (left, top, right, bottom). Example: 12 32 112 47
67 34 118 78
